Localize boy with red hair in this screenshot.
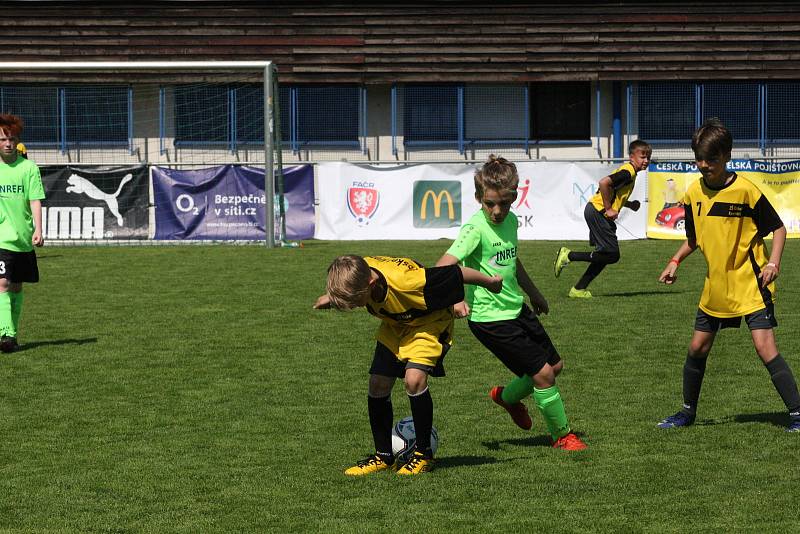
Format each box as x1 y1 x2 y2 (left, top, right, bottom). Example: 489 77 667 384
0 114 45 352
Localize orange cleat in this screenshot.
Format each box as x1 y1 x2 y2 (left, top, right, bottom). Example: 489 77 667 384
553 432 587 451
489 386 532 430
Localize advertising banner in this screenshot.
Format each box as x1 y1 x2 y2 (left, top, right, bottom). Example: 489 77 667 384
152 164 314 240
40 165 149 240
315 162 647 240
647 160 800 239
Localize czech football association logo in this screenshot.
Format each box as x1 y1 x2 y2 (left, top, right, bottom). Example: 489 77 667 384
347 185 380 225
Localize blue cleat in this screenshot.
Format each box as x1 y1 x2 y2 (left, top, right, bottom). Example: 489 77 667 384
786 417 800 433
657 410 695 429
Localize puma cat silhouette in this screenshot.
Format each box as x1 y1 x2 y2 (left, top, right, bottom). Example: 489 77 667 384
65 173 133 226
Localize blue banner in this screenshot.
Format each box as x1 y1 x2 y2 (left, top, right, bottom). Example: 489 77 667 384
152 165 314 240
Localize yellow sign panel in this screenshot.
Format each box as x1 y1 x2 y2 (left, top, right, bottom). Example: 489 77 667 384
648 160 800 239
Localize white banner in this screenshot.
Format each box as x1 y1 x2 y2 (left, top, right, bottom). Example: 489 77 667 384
315 162 647 240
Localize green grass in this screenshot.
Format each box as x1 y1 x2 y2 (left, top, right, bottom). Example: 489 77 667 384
1 239 799 532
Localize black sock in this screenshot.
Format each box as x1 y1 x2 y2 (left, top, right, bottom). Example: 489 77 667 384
568 251 593 262
408 388 434 456
367 394 394 460
765 354 800 414
575 262 606 290
682 354 707 415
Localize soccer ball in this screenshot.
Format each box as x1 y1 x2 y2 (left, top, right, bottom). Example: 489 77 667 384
391 416 439 463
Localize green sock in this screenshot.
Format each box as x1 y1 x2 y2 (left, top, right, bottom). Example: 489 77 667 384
501 374 535 404
533 385 570 440
9 291 23 335
0 291 13 337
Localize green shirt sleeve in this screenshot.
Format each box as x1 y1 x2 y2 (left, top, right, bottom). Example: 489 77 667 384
446 223 481 261
26 164 45 201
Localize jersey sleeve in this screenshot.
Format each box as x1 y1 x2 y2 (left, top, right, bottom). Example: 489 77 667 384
683 202 696 241
445 223 481 261
609 164 634 190
422 264 465 310
26 164 45 201
752 193 783 237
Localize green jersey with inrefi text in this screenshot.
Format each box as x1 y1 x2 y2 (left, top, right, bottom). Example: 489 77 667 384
0 156 45 252
446 209 523 322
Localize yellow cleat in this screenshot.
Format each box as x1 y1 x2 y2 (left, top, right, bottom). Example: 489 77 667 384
568 287 592 299
554 247 571 278
396 451 434 475
344 454 394 476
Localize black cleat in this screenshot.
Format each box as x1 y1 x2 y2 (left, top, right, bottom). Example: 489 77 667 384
0 335 19 353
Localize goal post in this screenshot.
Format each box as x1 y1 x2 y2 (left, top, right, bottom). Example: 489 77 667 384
0 61 284 247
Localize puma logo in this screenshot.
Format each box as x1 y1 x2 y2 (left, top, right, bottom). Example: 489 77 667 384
65 173 133 226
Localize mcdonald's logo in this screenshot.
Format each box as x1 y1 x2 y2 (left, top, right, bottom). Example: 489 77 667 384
413 180 461 228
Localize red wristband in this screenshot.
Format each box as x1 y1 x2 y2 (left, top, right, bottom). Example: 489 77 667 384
669 258 680 266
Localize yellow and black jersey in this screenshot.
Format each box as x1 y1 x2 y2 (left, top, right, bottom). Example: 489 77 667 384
683 174 783 318
590 161 637 213
364 256 464 327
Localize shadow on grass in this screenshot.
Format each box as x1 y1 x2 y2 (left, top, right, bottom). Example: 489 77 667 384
694 412 788 428
435 455 499 469
482 434 554 450
18 337 98 352
600 290 690 297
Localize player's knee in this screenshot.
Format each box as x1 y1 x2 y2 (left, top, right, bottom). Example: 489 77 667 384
551 360 564 376
688 346 710 359
368 374 394 397
403 369 428 395
605 251 621 264
532 365 556 389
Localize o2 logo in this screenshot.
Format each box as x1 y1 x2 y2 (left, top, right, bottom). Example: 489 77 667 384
175 194 200 215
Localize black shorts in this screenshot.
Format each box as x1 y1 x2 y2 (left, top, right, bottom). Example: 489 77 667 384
468 304 561 377
584 202 619 253
694 305 777 332
0 249 39 283
369 341 448 378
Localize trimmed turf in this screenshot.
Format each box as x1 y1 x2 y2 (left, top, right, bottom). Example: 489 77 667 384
1 239 798 531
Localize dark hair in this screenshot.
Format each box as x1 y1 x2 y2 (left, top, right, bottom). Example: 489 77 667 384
629 139 651 154
692 118 732 160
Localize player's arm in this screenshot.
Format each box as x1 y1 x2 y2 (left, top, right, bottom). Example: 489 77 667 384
459 266 502 294
760 224 786 287
434 253 470 318
623 199 641 212
658 240 696 285
435 253 458 268
517 259 548 315
313 293 331 309
30 199 44 247
753 192 786 287
598 176 618 220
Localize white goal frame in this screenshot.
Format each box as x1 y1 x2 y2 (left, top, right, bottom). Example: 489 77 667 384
0 61 283 247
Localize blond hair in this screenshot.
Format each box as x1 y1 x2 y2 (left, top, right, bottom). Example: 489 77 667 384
474 154 519 199
326 254 372 310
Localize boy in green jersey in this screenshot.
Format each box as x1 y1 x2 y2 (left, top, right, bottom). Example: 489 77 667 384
436 155 587 450
0 114 45 353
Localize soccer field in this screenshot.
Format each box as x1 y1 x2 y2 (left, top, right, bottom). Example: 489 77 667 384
1 239 798 532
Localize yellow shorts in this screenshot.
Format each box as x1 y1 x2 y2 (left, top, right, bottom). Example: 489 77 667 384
375 315 454 368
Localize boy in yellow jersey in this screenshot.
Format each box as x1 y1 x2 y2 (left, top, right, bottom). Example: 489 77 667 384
657 118 800 432
314 255 502 475
554 140 651 298
436 155 587 451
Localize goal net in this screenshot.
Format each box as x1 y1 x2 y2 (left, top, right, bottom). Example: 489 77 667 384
0 61 288 246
